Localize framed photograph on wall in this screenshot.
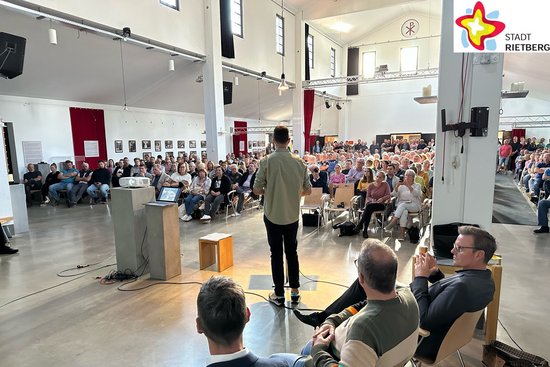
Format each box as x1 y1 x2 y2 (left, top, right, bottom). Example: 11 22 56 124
177 151 186 157
165 140 173 149
154 140 161 152
128 140 136 153
115 140 123 153
142 140 151 149
177 140 185 149
200 140 207 148
201 151 207 159
166 151 174 157
189 140 196 149
143 152 152 160
190 150 197 158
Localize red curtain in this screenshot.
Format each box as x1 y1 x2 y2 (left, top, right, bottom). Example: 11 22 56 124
232 121 247 156
303 90 315 153
511 128 525 140
69 107 107 169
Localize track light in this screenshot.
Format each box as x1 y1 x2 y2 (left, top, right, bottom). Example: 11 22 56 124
336 103 342 110
122 27 131 40
325 100 331 109
278 73 289 91
168 59 175 71
234 75 239 86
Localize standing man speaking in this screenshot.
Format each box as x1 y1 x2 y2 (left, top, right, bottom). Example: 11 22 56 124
254 126 312 306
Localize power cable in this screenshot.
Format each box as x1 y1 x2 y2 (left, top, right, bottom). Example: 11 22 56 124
498 318 524 351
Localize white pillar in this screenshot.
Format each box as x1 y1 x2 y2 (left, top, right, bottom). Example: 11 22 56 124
431 0 503 229
203 0 227 162
291 15 304 155
0 123 14 219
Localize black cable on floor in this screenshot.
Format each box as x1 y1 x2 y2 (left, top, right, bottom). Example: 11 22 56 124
299 270 350 289
498 318 524 351
57 263 117 277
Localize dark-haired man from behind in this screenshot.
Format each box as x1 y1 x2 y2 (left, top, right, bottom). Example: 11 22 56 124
197 276 289 367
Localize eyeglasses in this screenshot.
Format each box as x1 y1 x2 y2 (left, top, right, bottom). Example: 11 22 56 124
452 244 480 253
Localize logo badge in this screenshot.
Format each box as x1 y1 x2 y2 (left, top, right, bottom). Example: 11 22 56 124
455 1 505 51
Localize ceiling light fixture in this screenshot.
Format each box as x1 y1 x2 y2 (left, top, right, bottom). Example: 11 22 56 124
277 0 289 93
325 100 331 109
336 103 342 110
168 59 175 71
48 19 57 45
119 40 129 111
122 27 131 41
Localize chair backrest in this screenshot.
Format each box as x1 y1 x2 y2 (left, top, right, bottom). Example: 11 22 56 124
303 187 323 206
432 309 484 363
333 184 355 208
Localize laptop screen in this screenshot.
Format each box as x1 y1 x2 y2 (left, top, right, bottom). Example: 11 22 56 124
157 187 182 203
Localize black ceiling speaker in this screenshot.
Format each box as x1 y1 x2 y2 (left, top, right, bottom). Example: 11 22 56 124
0 32 26 79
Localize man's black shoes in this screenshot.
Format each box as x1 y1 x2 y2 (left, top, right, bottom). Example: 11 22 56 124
0 245 18 255
293 310 322 328
534 226 549 234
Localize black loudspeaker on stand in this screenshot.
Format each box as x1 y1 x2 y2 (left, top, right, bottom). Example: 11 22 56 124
0 32 26 79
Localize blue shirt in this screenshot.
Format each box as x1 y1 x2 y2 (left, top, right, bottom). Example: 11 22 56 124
61 168 78 183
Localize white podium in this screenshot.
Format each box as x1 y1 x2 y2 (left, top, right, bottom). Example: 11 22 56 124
9 184 28 233
111 187 155 274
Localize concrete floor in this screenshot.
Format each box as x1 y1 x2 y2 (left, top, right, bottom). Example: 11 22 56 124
0 203 548 366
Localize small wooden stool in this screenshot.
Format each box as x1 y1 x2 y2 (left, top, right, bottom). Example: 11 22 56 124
199 233 233 272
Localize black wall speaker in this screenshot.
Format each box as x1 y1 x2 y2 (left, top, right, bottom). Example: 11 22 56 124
0 32 26 79
223 81 233 105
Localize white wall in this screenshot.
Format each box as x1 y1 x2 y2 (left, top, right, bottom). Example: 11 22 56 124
353 13 440 73
0 95 209 178
24 0 205 55
233 0 297 83
308 26 344 81
345 78 438 141
311 95 339 136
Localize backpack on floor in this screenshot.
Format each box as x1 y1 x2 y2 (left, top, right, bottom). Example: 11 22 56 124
333 221 358 237
408 226 420 244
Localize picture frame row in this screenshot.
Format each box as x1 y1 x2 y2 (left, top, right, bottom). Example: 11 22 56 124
114 140 207 153
140 151 207 160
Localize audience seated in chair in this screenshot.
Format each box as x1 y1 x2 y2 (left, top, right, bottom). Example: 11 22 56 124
354 171 391 238
67 162 92 207
87 160 111 204
23 163 42 207
231 162 257 216
309 166 329 194
328 164 346 199
294 226 496 362
277 239 419 367
170 162 191 192
534 198 550 234
201 166 231 222
134 164 153 179
40 163 60 206
150 163 173 197
197 276 289 367
181 168 211 222
385 169 422 240
48 160 78 206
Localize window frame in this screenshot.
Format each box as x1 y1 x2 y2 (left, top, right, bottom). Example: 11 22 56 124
362 51 376 78
231 0 244 38
276 14 285 56
400 46 418 74
159 0 179 11
330 47 336 77
307 34 314 69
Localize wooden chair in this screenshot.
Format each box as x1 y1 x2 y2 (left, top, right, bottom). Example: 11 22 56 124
301 187 329 229
412 309 484 367
325 184 355 226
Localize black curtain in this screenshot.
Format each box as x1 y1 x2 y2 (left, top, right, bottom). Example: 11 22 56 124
219 0 235 58
304 23 310 81
346 47 359 95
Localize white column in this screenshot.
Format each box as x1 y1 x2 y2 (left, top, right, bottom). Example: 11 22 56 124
0 123 13 219
291 14 304 155
203 0 227 162
431 0 503 229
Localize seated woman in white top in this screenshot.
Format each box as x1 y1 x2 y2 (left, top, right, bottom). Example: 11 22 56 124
170 162 192 193
386 169 422 239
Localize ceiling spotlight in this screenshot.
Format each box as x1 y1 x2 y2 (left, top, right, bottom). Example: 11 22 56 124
336 103 342 110
325 100 331 109
122 27 131 40
168 59 175 71
234 75 239 86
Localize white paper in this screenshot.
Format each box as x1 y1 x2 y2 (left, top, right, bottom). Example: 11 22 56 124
22 141 43 164
84 140 99 157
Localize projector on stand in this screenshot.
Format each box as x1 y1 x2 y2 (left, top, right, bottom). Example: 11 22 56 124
120 177 150 188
